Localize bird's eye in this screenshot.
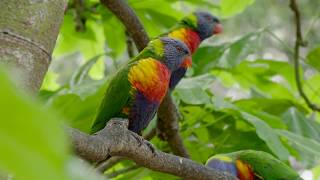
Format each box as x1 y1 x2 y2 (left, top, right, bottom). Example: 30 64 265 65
176 46 183 52
213 17 220 23
204 15 212 21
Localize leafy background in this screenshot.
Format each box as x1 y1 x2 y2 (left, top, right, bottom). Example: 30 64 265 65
2 0 320 179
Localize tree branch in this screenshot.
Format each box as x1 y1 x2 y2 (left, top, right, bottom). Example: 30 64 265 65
95 128 157 173
68 118 236 180
289 0 320 112
157 94 190 158
100 0 189 157
0 0 67 93
100 0 149 51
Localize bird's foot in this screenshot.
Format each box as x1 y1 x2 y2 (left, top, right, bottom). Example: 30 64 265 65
130 131 144 146
129 131 156 156
145 141 156 156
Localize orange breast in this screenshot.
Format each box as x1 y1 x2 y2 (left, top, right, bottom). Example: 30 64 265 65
128 58 170 102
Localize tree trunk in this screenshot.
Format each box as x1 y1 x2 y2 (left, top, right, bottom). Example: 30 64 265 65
0 0 67 93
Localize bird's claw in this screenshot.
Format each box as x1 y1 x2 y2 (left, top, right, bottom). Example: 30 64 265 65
130 131 144 146
129 131 156 156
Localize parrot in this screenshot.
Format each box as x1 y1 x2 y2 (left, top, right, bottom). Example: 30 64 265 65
90 37 191 134
161 11 223 89
205 150 303 180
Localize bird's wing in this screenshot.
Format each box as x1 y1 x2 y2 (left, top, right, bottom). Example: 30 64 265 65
90 66 132 133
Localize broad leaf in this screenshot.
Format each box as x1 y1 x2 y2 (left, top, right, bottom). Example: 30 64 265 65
306 47 320 72
240 112 290 160
0 69 69 180
282 108 320 142
277 130 320 158
220 0 255 17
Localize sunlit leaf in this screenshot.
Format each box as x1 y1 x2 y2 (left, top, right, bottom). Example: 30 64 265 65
306 47 320 72
220 0 255 18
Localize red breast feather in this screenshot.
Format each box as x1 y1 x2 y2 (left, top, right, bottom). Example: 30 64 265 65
128 58 170 103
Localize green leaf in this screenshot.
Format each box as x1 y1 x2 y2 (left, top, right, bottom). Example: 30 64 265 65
53 13 105 59
70 54 106 88
306 47 320 72
220 0 255 18
0 68 69 180
277 130 320 157
47 77 108 133
193 31 262 75
175 74 215 105
282 108 320 142
234 98 307 115
192 45 226 75
240 112 290 160
176 88 211 105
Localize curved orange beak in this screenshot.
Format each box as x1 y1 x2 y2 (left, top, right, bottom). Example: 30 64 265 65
181 55 192 68
213 23 223 34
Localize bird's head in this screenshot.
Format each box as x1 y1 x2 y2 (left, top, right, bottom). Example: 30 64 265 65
181 11 223 40
149 37 191 71
206 155 254 180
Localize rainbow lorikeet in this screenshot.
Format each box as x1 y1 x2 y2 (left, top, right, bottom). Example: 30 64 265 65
161 11 222 89
205 150 303 180
91 37 191 133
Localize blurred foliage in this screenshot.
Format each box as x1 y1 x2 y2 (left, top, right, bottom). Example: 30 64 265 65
2 0 320 179
0 68 105 180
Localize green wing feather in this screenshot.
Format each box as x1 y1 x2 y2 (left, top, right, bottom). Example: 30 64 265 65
90 65 132 133
230 150 303 180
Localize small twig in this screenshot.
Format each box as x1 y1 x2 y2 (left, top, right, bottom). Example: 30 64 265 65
73 0 86 32
125 30 135 58
289 0 320 112
106 165 141 178
68 118 236 180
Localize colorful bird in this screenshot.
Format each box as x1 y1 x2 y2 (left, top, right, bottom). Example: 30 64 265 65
205 150 303 180
91 37 191 133
161 11 223 89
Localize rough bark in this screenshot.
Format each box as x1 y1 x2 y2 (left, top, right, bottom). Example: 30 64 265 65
0 0 67 93
68 118 236 180
96 127 157 173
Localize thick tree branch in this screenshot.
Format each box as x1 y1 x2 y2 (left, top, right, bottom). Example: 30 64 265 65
157 94 190 158
100 0 149 51
100 0 189 157
289 0 320 112
96 127 157 173
0 0 67 93
68 118 236 180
